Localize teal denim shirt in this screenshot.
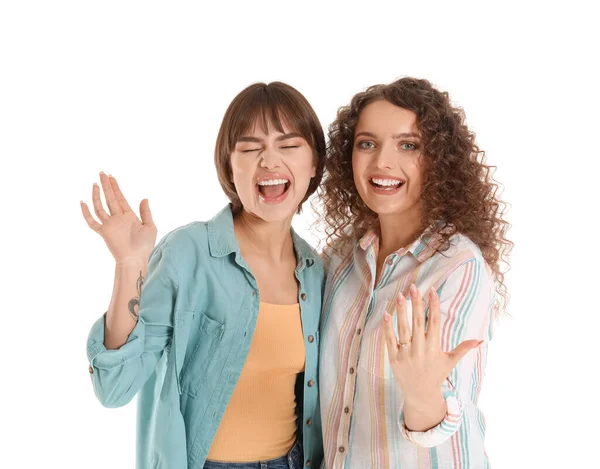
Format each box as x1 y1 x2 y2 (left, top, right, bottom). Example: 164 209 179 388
87 205 324 469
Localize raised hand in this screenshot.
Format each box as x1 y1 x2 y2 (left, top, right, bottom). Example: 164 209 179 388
382 284 482 401
80 172 157 264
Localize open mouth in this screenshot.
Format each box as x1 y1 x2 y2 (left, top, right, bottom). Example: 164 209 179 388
369 177 405 191
257 178 291 202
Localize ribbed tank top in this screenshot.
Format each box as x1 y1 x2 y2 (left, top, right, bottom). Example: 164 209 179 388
206 302 306 461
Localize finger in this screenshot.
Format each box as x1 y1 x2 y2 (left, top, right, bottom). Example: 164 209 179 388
395 292 412 347
410 283 425 347
92 182 109 222
425 287 441 348
108 175 133 213
447 340 483 368
382 311 399 362
80 201 102 232
139 199 155 227
99 171 123 216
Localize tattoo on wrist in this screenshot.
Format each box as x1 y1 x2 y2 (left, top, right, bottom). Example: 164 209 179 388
128 271 144 322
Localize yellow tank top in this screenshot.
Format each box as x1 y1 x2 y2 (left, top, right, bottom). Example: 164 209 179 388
206 302 306 462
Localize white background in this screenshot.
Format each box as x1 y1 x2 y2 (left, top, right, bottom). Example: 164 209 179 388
1 1 598 468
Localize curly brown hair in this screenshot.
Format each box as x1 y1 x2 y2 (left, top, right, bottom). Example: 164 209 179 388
316 77 512 313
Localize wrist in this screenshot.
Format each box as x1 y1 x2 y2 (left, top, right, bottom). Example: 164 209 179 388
403 388 445 408
114 257 149 268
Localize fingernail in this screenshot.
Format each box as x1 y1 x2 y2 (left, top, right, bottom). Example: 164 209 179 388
410 284 417 296
396 292 404 304
383 312 391 322
100 171 105 176
429 287 436 298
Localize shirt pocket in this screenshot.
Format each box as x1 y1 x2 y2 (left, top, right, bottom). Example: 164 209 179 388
180 310 225 398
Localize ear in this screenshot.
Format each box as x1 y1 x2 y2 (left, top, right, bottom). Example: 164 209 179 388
311 163 317 178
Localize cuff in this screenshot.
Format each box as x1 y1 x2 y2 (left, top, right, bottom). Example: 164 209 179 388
399 389 463 448
86 313 146 370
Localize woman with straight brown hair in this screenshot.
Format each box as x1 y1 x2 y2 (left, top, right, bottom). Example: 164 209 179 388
317 77 511 468
82 82 326 469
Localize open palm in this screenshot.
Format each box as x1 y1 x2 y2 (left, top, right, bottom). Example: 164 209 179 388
80 172 157 264
382 284 482 400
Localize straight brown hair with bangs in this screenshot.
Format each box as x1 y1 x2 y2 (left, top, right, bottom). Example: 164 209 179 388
215 82 326 214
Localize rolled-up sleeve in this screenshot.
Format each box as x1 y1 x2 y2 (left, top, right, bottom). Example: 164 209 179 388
399 257 494 447
86 238 178 408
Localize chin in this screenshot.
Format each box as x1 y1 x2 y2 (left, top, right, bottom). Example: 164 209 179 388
252 201 298 223
362 198 408 217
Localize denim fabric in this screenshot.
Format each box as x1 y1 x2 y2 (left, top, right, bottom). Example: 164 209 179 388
87 205 323 469
203 440 303 469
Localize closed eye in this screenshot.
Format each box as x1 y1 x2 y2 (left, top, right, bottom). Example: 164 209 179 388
242 148 261 153
281 145 300 150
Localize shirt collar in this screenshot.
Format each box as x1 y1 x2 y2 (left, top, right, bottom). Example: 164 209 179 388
358 222 448 263
207 205 318 269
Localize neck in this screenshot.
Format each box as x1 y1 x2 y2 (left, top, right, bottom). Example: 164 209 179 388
377 209 423 256
233 209 294 262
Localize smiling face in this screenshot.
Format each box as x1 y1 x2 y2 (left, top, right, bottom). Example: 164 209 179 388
352 99 424 223
230 120 317 223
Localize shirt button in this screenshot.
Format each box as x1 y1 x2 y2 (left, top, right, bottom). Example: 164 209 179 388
251 290 256 296
307 379 315 387
339 446 345 453
357 328 362 335
386 258 393 266
349 367 355 374
301 293 307 301
88 365 94 374
306 418 313 426
308 335 314 343
306 460 312 467
344 406 350 414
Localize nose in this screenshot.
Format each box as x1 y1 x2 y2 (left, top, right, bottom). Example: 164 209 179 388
260 146 281 169
373 145 395 169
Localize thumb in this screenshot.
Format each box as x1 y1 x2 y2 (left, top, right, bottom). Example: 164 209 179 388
139 199 154 227
447 339 483 367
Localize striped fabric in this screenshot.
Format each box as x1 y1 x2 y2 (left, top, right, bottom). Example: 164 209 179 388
319 228 496 469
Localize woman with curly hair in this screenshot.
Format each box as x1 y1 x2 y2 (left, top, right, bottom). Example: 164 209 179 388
317 77 511 468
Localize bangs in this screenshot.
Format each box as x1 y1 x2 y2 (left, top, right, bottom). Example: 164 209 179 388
214 81 326 215
225 84 316 152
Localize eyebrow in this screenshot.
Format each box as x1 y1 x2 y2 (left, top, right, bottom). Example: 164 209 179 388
236 132 303 144
355 131 421 139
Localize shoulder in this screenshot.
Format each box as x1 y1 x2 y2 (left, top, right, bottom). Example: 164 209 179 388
292 233 325 277
157 221 209 253
433 232 494 286
149 220 213 274
321 238 356 273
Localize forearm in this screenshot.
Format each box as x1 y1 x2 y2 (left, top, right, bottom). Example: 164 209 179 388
403 390 447 432
104 260 148 350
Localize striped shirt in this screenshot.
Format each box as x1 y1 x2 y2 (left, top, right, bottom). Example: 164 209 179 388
319 227 496 469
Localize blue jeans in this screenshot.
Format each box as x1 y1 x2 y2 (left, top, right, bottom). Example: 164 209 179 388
203 440 303 469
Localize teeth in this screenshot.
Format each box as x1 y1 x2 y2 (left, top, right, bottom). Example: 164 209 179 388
371 178 403 187
257 178 289 186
